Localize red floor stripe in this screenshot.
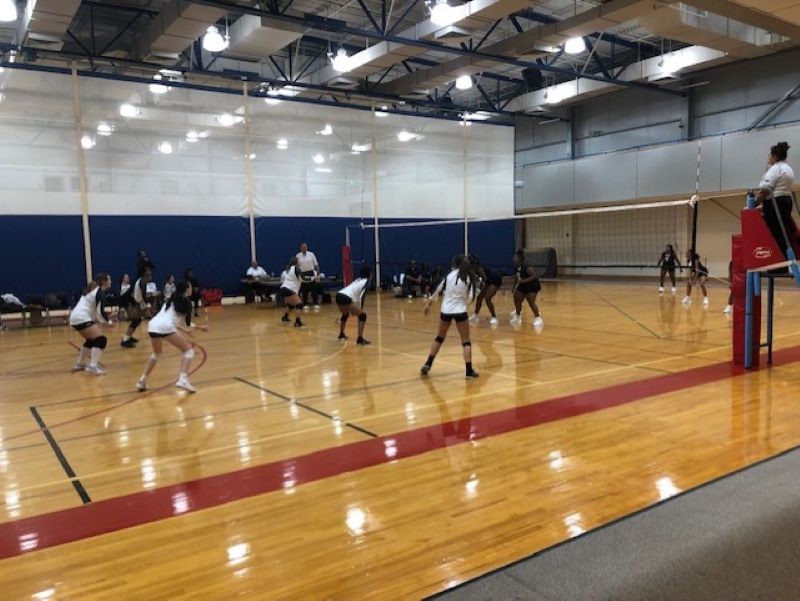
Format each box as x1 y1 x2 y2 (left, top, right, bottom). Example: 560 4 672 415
1 347 798 560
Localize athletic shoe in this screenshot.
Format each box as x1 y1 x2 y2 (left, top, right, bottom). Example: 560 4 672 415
469 314 480 323
338 333 349 341
723 304 733 315
130 337 139 344
489 317 499 326
356 337 371 346
294 320 304 328
659 286 664 294
86 365 106 376
671 287 677 294
176 377 196 393
466 370 480 379
703 297 710 308
313 305 321 311
420 365 431 376
136 377 147 392
71 363 87 372
407 294 413 299
510 315 522 325
281 315 290 323
509 310 517 318
120 339 136 348
302 306 310 312
681 296 691 305
533 316 544 328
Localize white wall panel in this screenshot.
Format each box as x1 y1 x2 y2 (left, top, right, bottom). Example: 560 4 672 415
574 152 637 204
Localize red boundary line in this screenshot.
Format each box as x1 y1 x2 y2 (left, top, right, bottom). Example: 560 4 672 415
1 346 798 560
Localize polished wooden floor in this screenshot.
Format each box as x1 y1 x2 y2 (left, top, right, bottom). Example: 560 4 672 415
2 280 800 600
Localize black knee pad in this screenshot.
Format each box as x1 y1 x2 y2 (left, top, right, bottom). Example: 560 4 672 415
83 339 93 348
340 314 349 324
358 313 367 323
130 317 142 329
462 341 472 348
435 336 445 343
94 336 108 349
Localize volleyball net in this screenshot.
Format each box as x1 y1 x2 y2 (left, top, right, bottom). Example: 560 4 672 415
344 198 700 285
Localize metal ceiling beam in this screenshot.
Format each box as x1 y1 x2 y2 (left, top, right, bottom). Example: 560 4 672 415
182 0 684 97
80 0 159 17
0 43 516 118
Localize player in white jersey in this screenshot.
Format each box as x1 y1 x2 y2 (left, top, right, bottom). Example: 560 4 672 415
69 273 114 375
279 257 305 328
421 255 479 378
336 265 372 345
136 281 207 393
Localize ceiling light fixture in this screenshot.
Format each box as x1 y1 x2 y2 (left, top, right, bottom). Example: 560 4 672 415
119 103 139 118
149 73 169 95
80 135 96 150
375 105 389 117
318 124 333 136
158 141 173 154
455 75 473 90
186 131 200 143
564 37 586 55
277 138 288 150
397 131 416 142
315 167 332 173
264 97 282 105
429 0 455 27
312 153 325 164
202 25 228 52
97 123 113 136
0 0 17 22
330 48 352 73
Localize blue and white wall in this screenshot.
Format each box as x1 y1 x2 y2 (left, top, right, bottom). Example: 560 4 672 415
0 68 514 296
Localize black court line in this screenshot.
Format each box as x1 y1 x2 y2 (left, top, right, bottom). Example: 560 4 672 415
234 376 379 438
425 440 800 600
581 283 663 339
29 407 92 504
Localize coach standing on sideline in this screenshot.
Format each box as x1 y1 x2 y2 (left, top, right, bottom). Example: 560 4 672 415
297 242 321 310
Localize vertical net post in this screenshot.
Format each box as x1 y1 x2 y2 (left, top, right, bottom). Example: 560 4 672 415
242 82 257 262
371 106 380 288
463 115 469 256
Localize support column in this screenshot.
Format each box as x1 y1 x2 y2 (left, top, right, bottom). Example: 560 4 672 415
70 62 93 282
242 82 257 262
463 114 469 255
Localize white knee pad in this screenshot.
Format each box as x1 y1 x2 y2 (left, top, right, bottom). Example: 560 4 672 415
149 353 161 362
183 348 195 360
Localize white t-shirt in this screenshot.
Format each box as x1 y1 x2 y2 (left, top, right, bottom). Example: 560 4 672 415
132 278 146 307
760 161 795 197
295 251 319 273
432 269 475 315
148 303 183 335
339 278 368 307
69 287 104 325
246 266 267 278
281 267 302 294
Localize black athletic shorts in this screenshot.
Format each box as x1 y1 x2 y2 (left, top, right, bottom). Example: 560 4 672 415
487 275 502 288
279 287 297 298
661 265 676 273
71 321 95 331
336 293 352 306
149 332 173 338
517 280 541 294
440 312 469 323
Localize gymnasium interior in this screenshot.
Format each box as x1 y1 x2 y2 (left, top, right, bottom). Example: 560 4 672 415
1 0 800 599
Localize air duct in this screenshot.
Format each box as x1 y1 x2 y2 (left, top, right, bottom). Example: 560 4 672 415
225 14 304 61
135 0 225 62
20 0 81 51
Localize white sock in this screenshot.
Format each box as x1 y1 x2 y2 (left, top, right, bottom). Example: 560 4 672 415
90 347 102 367
76 346 89 364
122 335 130 342
179 372 188 381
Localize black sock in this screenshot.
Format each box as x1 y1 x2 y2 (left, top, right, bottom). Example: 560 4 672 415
466 362 473 373
425 355 435 367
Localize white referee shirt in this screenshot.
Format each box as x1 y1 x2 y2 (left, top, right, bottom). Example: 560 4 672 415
431 269 475 315
295 251 319 273
339 278 368 308
760 161 795 197
246 266 267 278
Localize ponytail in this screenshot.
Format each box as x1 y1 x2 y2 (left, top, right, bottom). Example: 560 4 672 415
453 254 478 299
83 272 109 295
167 281 191 314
